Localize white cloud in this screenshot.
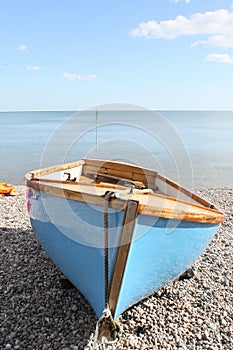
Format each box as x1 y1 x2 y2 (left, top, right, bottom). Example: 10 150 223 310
27 66 42 71
63 72 76 80
63 72 97 81
17 44 29 52
205 53 233 63
130 8 233 48
171 0 190 3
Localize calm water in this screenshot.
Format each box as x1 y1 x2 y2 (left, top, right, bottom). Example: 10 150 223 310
0 109 232 187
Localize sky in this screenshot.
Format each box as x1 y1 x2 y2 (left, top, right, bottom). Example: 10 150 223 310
1 0 233 111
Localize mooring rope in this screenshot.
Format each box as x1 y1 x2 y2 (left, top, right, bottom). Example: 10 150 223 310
92 191 119 350
104 191 115 305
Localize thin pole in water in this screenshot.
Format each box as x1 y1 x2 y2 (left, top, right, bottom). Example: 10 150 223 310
96 107 98 149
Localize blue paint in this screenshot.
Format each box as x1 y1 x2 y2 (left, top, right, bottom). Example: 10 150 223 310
28 189 220 320
114 215 219 318
29 190 124 318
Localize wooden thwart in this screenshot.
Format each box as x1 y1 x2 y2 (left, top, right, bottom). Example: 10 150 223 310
87 171 146 189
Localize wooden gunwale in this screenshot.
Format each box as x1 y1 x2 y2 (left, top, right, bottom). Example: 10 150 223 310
27 158 214 211
25 158 225 224
28 160 85 178
25 174 225 224
156 173 213 209
25 178 129 211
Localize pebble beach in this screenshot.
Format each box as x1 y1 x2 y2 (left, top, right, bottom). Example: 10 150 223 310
0 186 232 350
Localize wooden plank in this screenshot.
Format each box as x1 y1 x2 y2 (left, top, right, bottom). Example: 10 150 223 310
109 200 139 317
85 158 157 177
132 173 155 187
82 164 99 177
156 173 214 208
83 165 134 180
26 160 85 178
25 176 225 224
29 176 128 191
81 159 158 190
87 171 146 189
101 169 134 180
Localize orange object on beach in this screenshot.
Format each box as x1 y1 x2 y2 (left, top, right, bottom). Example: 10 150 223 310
0 183 21 197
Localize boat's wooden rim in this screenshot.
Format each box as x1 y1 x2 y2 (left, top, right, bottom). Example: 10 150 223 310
25 159 225 224
24 158 211 207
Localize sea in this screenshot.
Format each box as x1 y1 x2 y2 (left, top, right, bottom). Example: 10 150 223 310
0 109 232 188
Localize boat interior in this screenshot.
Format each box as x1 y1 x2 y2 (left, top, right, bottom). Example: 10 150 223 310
25 158 225 223
33 158 211 207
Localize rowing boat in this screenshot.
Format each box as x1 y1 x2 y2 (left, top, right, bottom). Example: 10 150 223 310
25 158 225 324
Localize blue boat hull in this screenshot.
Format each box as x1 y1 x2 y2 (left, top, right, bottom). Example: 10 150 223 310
114 215 218 318
27 189 219 319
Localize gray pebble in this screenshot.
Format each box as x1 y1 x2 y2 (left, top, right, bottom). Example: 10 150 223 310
1 186 232 349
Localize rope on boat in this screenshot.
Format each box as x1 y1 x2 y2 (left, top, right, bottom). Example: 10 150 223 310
92 306 120 349
92 191 120 349
104 191 115 305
